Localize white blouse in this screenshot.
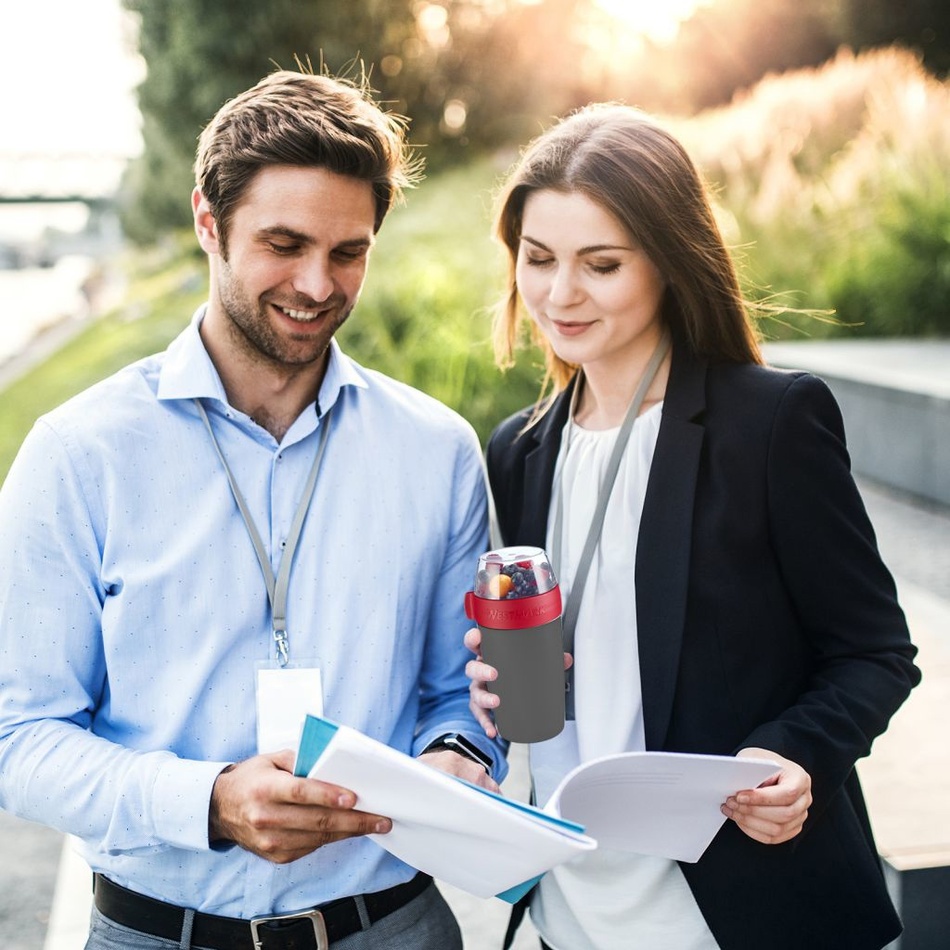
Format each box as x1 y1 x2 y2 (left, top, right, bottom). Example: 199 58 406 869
529 403 719 950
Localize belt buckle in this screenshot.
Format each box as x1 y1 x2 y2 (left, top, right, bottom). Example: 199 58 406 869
249 908 328 950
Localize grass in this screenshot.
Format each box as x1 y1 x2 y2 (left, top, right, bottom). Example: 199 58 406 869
0 239 206 481
0 160 542 481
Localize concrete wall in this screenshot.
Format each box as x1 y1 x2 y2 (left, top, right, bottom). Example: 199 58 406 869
763 341 950 508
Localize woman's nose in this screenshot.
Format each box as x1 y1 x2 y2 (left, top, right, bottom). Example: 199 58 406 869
547 264 581 306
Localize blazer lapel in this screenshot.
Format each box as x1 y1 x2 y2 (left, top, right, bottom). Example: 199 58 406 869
637 344 707 750
517 380 576 548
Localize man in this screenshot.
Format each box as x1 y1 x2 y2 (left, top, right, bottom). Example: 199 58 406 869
0 69 506 949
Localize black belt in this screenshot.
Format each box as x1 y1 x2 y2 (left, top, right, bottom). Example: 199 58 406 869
93 871 432 949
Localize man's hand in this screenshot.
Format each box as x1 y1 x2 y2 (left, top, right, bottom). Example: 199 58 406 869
417 747 501 793
209 749 392 864
720 748 812 845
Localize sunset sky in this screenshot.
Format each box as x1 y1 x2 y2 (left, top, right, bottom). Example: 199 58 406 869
593 0 707 44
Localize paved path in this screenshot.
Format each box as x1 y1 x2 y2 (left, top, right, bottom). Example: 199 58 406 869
2 475 947 949
851 479 950 873
0 811 62 950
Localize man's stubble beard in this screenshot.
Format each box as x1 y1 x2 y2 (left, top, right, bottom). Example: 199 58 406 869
216 267 353 372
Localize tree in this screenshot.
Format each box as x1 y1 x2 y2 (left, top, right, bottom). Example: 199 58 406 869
606 0 950 116
604 0 840 114
118 0 418 240
835 0 950 74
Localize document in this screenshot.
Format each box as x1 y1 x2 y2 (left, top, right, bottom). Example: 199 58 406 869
294 715 778 900
544 750 779 863
293 715 596 900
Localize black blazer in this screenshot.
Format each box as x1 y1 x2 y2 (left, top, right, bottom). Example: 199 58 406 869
487 342 921 950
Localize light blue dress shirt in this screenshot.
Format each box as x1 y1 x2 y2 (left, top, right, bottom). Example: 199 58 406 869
0 308 504 916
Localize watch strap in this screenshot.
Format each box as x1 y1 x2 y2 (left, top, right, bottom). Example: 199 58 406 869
422 733 492 774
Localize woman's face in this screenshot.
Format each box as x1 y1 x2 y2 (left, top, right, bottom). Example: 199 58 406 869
515 188 667 378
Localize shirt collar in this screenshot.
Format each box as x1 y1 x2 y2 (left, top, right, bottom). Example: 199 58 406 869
156 305 228 403
317 336 369 416
157 304 369 414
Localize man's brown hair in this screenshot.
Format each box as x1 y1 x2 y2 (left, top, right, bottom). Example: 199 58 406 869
195 69 421 255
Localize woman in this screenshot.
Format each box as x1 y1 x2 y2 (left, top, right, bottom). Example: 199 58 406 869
465 104 920 950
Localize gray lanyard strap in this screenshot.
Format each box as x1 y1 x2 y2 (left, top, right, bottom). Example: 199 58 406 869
194 399 332 666
552 330 670 718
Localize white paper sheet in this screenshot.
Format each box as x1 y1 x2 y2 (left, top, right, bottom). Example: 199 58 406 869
545 751 780 862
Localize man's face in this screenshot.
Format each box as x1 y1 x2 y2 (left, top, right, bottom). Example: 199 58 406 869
195 165 377 372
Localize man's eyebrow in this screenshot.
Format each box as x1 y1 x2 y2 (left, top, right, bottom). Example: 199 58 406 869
257 225 311 243
337 236 375 250
520 235 633 255
256 226 374 249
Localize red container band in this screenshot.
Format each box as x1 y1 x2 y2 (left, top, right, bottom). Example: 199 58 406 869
464 587 562 630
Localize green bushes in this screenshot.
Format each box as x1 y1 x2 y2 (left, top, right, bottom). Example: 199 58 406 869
823 151 950 336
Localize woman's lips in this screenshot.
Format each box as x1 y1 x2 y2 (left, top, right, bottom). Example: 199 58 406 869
551 320 593 337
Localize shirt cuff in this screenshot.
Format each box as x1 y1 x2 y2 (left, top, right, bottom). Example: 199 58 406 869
152 758 233 851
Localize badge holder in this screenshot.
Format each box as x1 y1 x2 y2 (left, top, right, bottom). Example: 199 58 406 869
255 658 324 755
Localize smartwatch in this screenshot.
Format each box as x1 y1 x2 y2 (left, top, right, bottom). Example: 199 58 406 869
422 733 493 774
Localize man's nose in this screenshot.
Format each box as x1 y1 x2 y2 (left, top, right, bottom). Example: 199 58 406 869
293 256 335 303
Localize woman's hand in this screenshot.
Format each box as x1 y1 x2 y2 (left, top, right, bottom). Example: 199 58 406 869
721 748 812 845
463 627 572 740
464 626 502 738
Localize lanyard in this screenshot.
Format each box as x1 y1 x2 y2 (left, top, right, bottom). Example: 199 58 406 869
194 399 332 666
552 329 670 719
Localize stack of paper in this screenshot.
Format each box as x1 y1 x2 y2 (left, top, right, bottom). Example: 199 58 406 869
294 716 596 900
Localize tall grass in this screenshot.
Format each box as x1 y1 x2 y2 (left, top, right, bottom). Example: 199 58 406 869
0 238 207 481
674 47 950 339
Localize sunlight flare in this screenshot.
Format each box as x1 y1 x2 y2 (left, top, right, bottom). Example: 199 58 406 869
593 0 708 45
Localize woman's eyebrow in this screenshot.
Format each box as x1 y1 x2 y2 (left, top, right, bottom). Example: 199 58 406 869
519 235 550 251
520 235 632 254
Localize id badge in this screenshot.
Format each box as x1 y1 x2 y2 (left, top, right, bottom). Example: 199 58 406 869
255 661 324 755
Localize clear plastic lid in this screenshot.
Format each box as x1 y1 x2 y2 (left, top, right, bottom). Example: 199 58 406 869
473 545 558 600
